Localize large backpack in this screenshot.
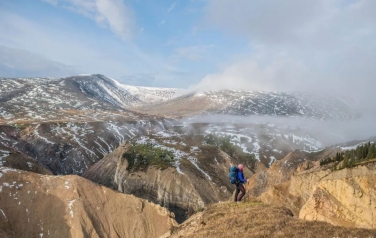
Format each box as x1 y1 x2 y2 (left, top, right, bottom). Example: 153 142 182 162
228 166 239 184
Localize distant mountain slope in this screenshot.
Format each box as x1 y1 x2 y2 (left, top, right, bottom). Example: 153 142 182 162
0 119 174 175
0 74 363 123
139 90 361 119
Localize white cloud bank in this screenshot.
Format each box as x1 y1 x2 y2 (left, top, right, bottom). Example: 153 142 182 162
186 114 376 146
193 0 376 102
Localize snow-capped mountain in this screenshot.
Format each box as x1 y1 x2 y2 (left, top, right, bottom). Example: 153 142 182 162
0 74 363 124
75 74 178 108
0 74 178 123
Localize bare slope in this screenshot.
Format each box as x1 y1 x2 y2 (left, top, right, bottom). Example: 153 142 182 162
0 166 176 238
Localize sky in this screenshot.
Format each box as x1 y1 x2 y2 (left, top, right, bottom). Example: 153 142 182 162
1 0 376 100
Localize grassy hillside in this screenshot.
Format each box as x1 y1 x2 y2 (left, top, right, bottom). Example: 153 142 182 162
165 202 376 238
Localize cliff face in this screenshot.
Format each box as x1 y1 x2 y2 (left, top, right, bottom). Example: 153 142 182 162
299 164 376 229
246 148 341 198
116 166 206 222
0 166 176 238
248 152 376 229
83 143 235 223
246 151 314 198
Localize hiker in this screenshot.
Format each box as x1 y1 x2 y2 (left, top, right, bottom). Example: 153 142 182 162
235 164 248 202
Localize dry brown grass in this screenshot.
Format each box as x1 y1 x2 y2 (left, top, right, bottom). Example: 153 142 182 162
167 202 376 238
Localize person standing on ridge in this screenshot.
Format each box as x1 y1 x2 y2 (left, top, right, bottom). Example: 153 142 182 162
235 164 248 202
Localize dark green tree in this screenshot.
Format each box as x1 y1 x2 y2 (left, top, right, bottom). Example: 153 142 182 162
342 154 350 168
356 145 363 161
367 143 376 160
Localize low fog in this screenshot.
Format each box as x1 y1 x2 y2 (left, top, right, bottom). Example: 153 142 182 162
184 115 376 147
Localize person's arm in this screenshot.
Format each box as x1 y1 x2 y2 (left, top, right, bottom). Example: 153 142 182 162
238 171 247 183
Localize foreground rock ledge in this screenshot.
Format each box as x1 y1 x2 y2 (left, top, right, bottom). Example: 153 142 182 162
0 166 177 238
163 202 376 238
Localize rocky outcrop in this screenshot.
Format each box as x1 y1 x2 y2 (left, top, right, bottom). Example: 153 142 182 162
288 167 331 204
299 164 376 229
246 151 312 198
83 143 236 223
248 152 376 229
243 149 339 205
0 166 177 238
257 167 332 215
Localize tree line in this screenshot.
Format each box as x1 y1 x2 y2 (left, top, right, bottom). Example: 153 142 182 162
320 142 376 170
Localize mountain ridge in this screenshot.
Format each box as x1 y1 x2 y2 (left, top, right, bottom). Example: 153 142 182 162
0 74 364 123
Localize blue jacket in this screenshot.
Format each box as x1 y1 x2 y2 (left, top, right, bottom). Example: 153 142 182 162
237 171 247 184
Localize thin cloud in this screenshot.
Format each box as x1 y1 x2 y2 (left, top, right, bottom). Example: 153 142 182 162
158 20 166 27
43 0 135 40
42 0 58 6
168 1 178 12
0 8 181 85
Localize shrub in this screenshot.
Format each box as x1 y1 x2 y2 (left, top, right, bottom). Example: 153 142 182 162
123 144 174 172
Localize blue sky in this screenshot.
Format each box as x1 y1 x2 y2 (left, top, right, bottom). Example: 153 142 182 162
0 0 247 88
1 0 376 99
